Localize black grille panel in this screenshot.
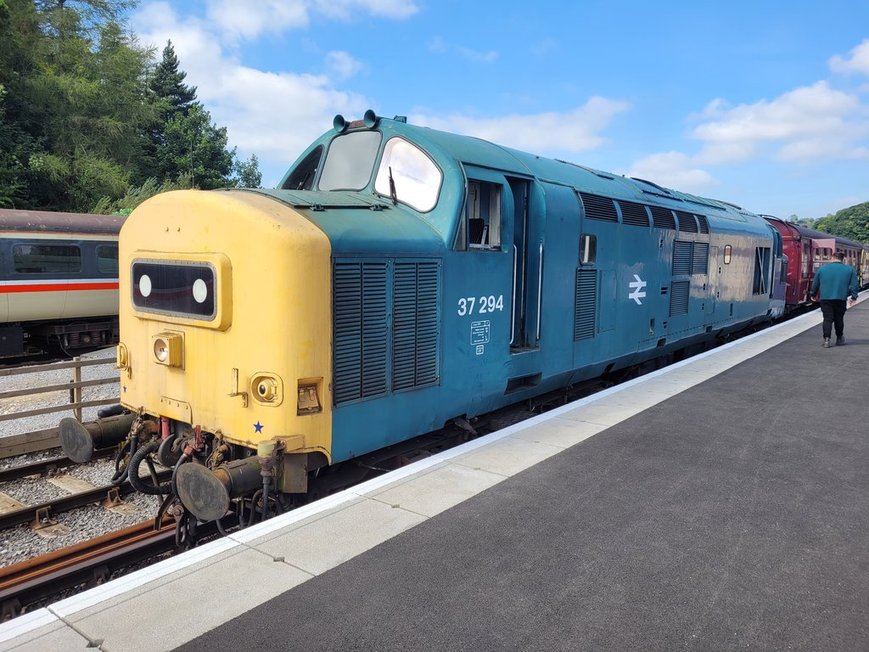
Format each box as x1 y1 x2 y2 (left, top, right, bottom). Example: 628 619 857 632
695 214 710 234
333 259 440 405
650 206 676 230
670 281 690 316
673 241 693 276
393 262 440 391
618 201 650 227
333 262 388 403
675 211 698 233
574 269 597 340
693 242 709 275
579 192 618 222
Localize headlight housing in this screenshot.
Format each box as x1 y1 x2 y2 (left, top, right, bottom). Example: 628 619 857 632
151 332 184 368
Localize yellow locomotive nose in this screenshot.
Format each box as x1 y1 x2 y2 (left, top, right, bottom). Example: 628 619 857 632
115 189 333 510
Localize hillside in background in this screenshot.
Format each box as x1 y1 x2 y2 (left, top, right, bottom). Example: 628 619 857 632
812 202 869 242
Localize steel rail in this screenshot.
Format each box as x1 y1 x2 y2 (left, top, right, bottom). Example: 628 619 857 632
0 520 177 620
0 470 172 530
0 447 116 484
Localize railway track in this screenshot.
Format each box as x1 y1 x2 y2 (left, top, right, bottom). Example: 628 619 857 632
0 470 171 531
0 519 179 620
0 447 116 483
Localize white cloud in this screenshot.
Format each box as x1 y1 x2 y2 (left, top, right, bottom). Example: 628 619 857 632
691 81 869 163
132 3 372 184
202 0 418 41
207 67 368 160
413 98 631 154
326 51 364 80
829 38 869 76
623 152 715 192
205 0 309 40
428 37 499 63
313 0 419 20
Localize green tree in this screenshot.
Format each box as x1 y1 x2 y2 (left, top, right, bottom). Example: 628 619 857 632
814 202 869 242
232 153 262 188
149 40 196 123
93 173 194 215
2 0 260 211
0 0 43 208
160 103 234 190
2 0 156 210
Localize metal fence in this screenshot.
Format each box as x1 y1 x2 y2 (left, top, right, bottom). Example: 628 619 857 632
0 358 119 458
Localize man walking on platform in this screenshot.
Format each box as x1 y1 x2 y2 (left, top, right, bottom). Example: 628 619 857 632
811 251 859 348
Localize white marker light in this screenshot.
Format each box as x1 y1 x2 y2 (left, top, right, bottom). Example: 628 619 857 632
192 278 207 304
140 274 152 297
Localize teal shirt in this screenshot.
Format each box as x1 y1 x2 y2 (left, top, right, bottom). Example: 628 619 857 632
811 261 859 300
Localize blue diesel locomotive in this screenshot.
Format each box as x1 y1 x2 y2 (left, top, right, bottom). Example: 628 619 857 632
61 111 784 523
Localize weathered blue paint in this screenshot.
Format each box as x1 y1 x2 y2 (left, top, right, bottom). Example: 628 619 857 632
267 114 779 463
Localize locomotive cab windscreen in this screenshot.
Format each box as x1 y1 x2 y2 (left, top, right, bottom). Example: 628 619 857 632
282 129 443 213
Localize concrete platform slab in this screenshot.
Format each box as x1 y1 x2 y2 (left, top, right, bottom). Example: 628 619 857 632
68 545 312 652
367 463 506 518
449 433 563 476
0 612 88 652
250 497 428 576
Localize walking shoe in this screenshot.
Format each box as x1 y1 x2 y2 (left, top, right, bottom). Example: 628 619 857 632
823 338 831 348
836 337 845 345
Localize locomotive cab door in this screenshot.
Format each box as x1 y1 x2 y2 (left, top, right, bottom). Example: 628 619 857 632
459 166 540 357
508 178 538 352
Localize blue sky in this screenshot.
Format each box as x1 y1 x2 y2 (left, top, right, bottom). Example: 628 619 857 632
129 0 869 219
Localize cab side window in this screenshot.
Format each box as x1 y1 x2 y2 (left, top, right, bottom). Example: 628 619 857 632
281 145 323 190
467 180 501 249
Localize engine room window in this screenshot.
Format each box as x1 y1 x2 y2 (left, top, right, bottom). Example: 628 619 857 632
466 181 501 249
13 244 81 274
318 131 382 191
282 145 323 190
580 234 596 264
374 137 442 212
723 245 732 264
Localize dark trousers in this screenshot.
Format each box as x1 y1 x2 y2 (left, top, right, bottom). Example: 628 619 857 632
820 299 847 339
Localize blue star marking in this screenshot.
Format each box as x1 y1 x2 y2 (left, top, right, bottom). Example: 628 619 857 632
254 421 264 433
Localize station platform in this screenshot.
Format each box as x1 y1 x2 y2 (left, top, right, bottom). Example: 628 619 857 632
2 300 868 651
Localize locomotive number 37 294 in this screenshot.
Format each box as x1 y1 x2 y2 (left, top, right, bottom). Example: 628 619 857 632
457 294 504 316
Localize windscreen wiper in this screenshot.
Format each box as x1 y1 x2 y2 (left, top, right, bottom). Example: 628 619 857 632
388 166 398 205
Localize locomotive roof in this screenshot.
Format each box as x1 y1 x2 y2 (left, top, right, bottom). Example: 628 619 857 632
377 117 771 234
0 209 124 235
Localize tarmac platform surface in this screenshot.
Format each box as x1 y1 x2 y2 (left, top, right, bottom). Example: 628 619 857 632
2 301 868 651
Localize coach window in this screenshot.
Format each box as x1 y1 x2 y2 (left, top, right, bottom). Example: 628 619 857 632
97 245 119 275
13 244 81 274
465 180 501 249
580 234 596 264
723 244 732 264
374 137 442 212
